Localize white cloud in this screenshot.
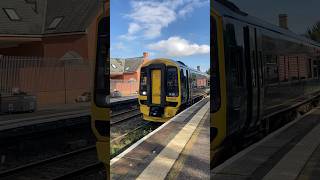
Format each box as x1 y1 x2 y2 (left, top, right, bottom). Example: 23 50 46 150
120 0 209 40
178 0 208 17
119 34 137 41
128 23 141 34
147 36 209 57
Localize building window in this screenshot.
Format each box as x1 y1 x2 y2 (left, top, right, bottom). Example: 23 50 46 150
48 17 64 29
3 8 21 21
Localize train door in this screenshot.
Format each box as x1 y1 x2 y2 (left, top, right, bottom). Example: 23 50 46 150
256 29 264 127
186 69 190 105
180 68 188 105
146 64 166 117
243 26 260 130
151 70 161 104
224 21 246 135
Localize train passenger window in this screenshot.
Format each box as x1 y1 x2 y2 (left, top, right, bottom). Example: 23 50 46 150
167 67 179 97
211 16 221 113
225 23 244 87
140 68 147 95
228 46 244 87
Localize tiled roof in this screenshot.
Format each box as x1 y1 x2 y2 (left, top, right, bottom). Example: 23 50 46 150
0 0 101 35
110 57 144 74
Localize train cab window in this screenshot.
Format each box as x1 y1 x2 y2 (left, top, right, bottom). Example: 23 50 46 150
167 67 179 97
94 17 109 107
211 16 221 113
140 68 147 95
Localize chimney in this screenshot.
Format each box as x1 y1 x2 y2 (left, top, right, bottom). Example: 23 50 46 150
279 14 288 29
142 52 149 63
197 66 200 71
143 52 149 59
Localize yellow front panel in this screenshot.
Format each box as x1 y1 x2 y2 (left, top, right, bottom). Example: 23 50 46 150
152 70 161 104
211 9 227 163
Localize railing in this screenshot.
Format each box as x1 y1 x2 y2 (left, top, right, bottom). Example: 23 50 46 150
0 55 94 107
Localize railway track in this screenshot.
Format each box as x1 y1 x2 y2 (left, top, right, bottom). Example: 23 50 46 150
0 101 140 179
0 145 104 180
111 122 151 143
111 121 160 159
0 97 139 131
110 108 141 126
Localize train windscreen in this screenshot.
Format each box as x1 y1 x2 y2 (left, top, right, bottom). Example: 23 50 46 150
211 16 221 112
140 67 147 95
167 67 179 97
94 17 109 107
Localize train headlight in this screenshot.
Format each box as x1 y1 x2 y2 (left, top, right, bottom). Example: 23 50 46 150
142 91 147 95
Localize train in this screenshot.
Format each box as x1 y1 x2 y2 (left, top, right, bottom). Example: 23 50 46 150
91 2 109 177
211 0 320 166
138 58 209 122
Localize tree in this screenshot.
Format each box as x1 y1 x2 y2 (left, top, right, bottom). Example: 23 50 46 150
305 21 320 43
206 68 210 75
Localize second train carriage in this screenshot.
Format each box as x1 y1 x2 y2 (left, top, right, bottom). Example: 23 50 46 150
211 0 320 166
139 58 209 122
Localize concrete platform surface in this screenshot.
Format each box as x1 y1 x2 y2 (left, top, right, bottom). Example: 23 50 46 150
212 106 320 180
167 108 210 180
111 97 210 180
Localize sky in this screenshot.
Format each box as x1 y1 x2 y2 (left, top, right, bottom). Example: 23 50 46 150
230 0 320 35
110 0 210 72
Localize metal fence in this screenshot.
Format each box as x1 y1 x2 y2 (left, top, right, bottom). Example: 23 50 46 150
110 79 139 97
0 55 94 107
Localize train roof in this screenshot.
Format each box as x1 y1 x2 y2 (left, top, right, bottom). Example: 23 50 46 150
212 0 320 48
147 58 209 77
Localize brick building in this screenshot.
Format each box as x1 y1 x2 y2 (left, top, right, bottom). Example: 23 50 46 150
0 0 108 107
110 52 149 96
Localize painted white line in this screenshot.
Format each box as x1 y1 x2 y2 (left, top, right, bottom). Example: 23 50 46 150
263 110 320 180
110 97 208 165
137 102 210 180
212 107 319 175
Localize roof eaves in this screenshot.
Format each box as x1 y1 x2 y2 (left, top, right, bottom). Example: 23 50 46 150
41 0 48 34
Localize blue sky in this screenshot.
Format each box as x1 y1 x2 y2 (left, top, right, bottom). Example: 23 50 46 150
111 0 210 72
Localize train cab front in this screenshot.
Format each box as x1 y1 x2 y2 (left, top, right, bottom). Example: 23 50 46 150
139 60 180 122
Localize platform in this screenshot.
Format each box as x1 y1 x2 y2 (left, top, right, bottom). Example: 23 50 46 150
0 96 137 138
110 95 137 104
212 106 320 180
110 97 210 179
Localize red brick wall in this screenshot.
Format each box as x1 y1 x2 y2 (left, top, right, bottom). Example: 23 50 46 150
0 41 44 56
18 66 91 107
123 73 138 81
279 55 310 81
197 78 207 87
42 35 88 59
